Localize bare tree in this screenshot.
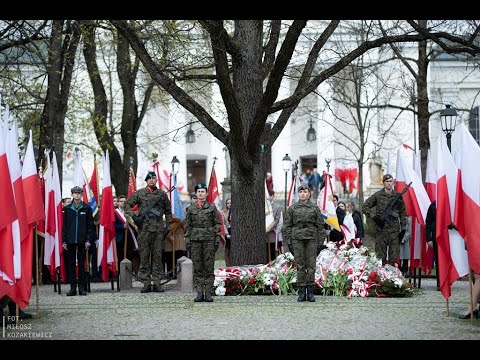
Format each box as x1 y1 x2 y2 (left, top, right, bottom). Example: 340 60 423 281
109 20 480 265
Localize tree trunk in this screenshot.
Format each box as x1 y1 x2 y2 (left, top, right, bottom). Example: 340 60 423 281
416 20 430 183
230 152 267 265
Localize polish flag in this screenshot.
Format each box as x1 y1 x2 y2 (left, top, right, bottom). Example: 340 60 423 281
73 149 97 216
207 166 225 245
152 161 184 192
6 130 45 309
97 151 117 282
0 120 17 286
44 152 66 282
6 120 29 282
453 123 480 274
395 149 430 225
425 149 436 202
436 135 469 299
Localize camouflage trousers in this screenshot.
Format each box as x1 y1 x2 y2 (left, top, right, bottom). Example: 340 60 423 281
375 229 400 266
191 240 215 292
292 238 318 287
137 230 164 286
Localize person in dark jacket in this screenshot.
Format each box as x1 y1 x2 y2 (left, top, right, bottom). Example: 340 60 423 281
425 200 439 290
347 201 364 240
329 194 345 242
62 186 97 296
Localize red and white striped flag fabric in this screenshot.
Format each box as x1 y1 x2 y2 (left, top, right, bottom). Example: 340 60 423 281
317 173 340 231
454 123 480 275
395 149 430 225
97 151 117 282
6 120 29 282
425 149 436 202
128 167 138 212
44 152 66 282
0 120 17 286
207 166 226 245
6 130 45 308
436 135 469 299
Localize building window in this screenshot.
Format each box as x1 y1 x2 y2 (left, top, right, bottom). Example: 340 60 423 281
469 106 480 145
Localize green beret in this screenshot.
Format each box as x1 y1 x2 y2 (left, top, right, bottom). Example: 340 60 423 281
71 186 83 194
194 183 208 192
145 171 157 181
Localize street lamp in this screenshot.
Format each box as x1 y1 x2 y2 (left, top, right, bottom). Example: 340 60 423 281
170 156 180 201
306 120 316 141
186 125 195 144
282 153 292 212
325 158 331 174
440 104 457 151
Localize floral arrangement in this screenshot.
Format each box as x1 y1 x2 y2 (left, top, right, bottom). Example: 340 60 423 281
213 239 414 298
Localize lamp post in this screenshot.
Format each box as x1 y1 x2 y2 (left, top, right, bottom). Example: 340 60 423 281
440 104 457 152
282 153 292 213
325 158 331 174
170 156 180 200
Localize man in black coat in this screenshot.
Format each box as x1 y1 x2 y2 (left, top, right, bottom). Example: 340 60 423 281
426 200 439 290
62 186 97 296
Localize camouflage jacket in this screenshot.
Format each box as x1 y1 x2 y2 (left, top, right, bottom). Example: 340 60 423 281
283 200 325 244
125 186 172 232
185 201 222 243
362 188 407 230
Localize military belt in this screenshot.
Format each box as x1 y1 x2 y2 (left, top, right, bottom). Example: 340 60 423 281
295 223 315 228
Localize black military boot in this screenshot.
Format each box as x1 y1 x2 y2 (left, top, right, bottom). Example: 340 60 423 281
78 285 87 296
307 285 316 302
67 285 77 296
151 284 164 293
204 290 213 302
194 291 204 302
141 283 152 293
297 286 306 302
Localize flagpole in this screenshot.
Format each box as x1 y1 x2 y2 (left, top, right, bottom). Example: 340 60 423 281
468 270 474 323
35 225 40 317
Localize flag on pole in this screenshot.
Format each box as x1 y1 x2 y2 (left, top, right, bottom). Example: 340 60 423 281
6 130 45 309
128 166 138 212
6 120 29 281
454 123 480 275
73 150 97 216
425 149 436 202
0 118 17 285
97 151 117 282
88 155 99 216
317 173 340 231
207 164 226 245
436 135 469 299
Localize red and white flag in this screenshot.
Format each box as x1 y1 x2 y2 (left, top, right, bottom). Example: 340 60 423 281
207 166 226 245
436 135 469 299
6 120 29 282
6 130 45 308
395 149 430 225
97 151 117 282
44 151 66 282
0 120 17 286
425 149 436 202
454 123 480 275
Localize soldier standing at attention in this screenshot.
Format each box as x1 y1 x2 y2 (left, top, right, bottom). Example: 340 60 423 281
362 174 407 266
185 183 222 302
283 184 325 302
62 186 97 296
125 172 172 293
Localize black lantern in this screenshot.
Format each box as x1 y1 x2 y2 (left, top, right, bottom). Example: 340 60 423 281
171 155 180 175
440 104 457 151
306 120 316 141
186 125 195 144
282 153 292 213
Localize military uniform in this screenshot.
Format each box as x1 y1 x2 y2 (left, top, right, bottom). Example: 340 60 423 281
185 184 222 302
362 186 407 266
283 193 325 301
125 174 172 293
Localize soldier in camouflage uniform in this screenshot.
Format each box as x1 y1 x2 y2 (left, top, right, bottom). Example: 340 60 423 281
125 171 172 293
185 183 222 302
283 184 325 302
362 174 407 266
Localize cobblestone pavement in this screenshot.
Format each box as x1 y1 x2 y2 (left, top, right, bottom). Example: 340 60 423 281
2 276 479 340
